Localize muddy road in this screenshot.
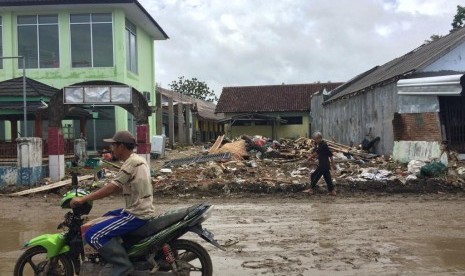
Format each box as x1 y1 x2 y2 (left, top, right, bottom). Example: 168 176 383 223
1 194 465 275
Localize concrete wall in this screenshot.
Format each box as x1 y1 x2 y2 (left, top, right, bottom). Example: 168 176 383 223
0 165 48 187
311 82 399 154
421 42 465 72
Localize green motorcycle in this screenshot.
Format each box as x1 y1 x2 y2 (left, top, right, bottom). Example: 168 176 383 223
13 173 223 276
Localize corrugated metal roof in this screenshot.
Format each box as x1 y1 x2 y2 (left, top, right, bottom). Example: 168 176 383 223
216 83 343 113
325 27 465 103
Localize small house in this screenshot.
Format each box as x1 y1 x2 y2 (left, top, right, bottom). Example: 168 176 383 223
216 83 342 139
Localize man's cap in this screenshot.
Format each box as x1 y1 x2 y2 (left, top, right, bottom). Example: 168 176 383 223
103 131 136 144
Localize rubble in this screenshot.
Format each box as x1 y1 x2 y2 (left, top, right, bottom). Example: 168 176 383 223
151 135 465 196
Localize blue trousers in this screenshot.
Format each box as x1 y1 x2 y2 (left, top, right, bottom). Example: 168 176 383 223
85 208 146 250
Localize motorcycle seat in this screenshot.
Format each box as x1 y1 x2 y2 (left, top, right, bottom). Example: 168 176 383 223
124 203 203 239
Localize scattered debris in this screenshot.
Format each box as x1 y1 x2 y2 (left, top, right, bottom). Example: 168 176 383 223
160 168 173 174
152 135 465 195
163 152 231 167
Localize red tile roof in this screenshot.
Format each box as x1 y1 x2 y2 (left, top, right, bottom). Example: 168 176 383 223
216 82 343 113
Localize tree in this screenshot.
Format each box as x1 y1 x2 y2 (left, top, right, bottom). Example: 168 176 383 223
451 5 465 31
424 34 443 44
426 5 465 43
169 76 218 102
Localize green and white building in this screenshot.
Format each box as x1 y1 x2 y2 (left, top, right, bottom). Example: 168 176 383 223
0 0 168 181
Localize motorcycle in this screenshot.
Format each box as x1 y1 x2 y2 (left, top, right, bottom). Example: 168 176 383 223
13 172 223 276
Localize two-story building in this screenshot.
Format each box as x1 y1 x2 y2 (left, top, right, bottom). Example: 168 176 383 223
0 0 168 180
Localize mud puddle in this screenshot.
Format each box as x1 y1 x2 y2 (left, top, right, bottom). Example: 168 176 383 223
0 218 57 275
1 195 465 275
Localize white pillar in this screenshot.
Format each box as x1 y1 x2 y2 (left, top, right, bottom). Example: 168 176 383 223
17 137 43 185
49 155 65 181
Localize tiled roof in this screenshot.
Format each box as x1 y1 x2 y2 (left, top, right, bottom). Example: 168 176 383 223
0 77 59 98
325 26 465 102
157 87 224 121
216 83 343 113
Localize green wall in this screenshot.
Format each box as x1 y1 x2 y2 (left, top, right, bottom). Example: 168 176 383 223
0 8 157 137
226 112 310 139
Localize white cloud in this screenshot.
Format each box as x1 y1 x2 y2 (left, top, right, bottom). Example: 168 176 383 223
375 24 394 36
393 0 457 15
141 0 464 96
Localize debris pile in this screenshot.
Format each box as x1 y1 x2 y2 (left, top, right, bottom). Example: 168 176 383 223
151 135 465 195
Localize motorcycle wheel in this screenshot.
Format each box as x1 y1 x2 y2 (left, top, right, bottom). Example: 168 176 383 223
13 246 74 276
171 239 213 276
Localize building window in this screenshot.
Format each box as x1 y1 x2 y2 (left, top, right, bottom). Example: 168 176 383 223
282 116 303 125
0 16 2 69
233 121 252 126
17 15 60 69
125 19 137 73
70 13 113 68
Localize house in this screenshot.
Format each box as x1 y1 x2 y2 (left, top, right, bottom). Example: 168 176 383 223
0 0 168 180
311 27 465 161
157 86 224 144
216 83 343 139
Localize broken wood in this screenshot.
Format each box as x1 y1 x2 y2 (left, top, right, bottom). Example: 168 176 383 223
208 135 224 154
8 175 94 196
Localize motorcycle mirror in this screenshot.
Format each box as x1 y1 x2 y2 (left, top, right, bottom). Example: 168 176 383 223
71 155 79 196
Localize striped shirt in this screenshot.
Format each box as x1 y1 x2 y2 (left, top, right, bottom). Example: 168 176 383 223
111 153 155 219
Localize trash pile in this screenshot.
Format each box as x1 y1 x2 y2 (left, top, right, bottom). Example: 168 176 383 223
151 135 465 195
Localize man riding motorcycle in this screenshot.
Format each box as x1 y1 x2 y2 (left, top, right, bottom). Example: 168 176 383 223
70 130 155 276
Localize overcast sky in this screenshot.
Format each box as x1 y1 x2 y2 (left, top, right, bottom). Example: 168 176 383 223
141 0 464 97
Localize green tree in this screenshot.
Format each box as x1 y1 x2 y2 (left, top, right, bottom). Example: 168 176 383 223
424 34 443 44
169 76 218 102
451 5 465 31
426 5 465 43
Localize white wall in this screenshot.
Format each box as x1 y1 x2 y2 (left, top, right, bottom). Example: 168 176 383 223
421 42 465 72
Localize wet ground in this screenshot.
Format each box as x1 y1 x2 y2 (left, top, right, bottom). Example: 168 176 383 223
1 194 465 275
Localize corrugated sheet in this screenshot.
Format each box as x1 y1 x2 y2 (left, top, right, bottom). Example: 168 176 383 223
311 83 399 155
326 27 465 102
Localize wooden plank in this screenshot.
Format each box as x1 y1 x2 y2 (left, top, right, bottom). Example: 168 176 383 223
8 175 94 197
208 135 224 154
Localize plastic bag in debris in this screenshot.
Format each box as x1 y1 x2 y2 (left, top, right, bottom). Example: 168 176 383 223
420 161 447 178
334 152 348 160
359 168 392 181
407 160 426 175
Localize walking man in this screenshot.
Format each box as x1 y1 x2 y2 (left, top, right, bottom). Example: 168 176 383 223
307 132 337 196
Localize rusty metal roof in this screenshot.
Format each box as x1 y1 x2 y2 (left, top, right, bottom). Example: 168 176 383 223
325 27 465 103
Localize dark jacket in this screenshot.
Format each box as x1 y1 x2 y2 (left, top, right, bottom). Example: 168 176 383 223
313 141 333 170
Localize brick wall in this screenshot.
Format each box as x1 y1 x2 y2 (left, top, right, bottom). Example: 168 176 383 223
392 112 442 141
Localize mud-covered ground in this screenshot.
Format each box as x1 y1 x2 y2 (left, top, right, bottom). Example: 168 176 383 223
1 194 465 276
